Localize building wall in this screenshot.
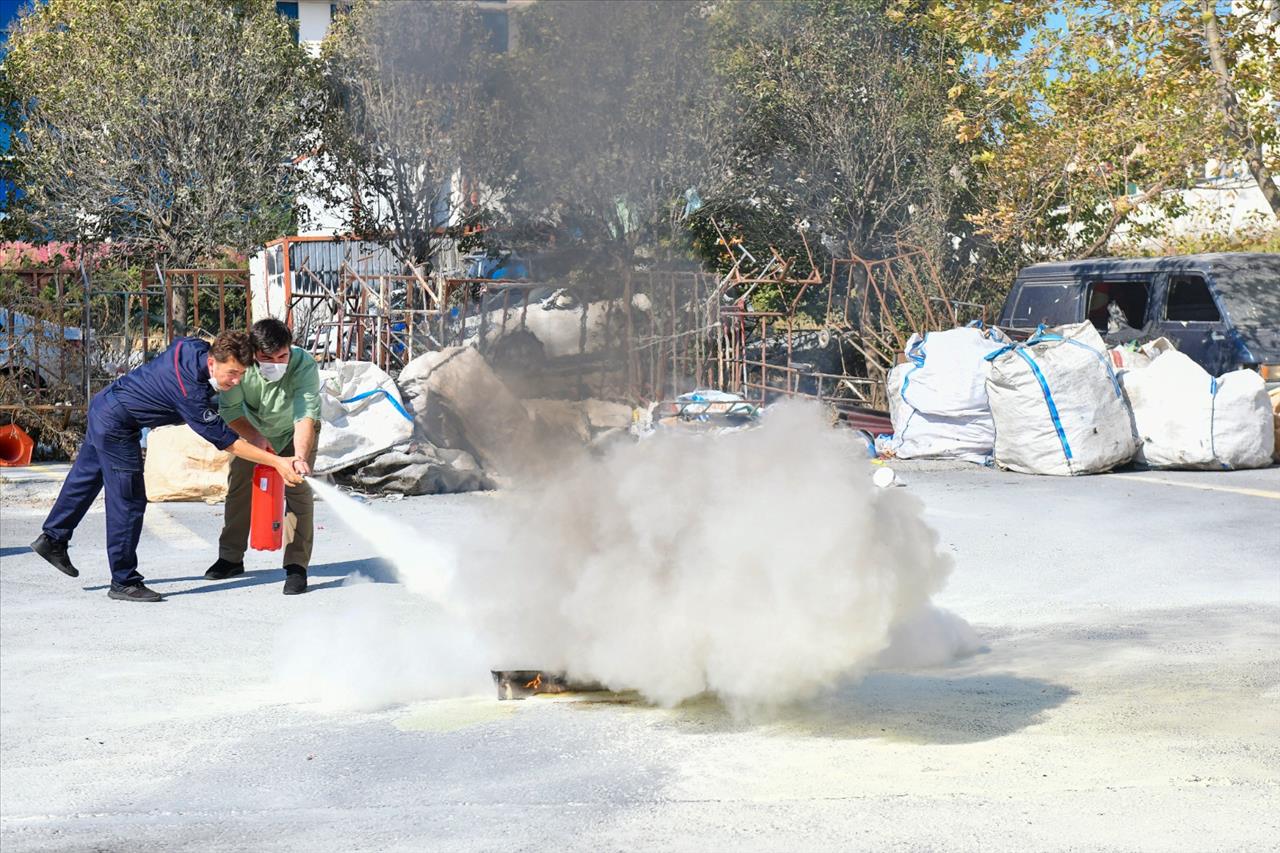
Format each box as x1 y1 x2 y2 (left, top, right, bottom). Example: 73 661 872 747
297 0 331 49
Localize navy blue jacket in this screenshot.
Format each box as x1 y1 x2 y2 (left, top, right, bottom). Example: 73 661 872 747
108 338 241 450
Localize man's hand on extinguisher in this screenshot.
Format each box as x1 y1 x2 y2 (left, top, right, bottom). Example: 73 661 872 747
291 457 313 477
275 457 305 486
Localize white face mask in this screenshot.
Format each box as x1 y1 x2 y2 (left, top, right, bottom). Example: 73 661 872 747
258 361 288 383
208 376 223 393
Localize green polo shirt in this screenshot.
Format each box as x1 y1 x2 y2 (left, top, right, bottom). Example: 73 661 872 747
218 346 321 451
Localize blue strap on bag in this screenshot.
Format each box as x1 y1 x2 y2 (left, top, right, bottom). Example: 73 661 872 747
339 388 414 423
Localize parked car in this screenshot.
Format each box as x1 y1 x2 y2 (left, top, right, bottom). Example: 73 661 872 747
997 253 1280 384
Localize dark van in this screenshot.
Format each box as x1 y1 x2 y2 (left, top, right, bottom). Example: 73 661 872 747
997 253 1280 384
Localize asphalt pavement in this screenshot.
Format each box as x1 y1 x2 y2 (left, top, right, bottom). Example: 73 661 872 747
1 463 1277 852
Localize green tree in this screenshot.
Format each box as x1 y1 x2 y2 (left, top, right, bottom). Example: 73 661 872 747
0 60 22 228
3 0 315 264
912 0 1280 258
690 1 992 288
316 0 499 273
494 0 721 277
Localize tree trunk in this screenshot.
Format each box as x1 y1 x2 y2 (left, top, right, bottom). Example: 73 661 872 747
1201 1 1280 217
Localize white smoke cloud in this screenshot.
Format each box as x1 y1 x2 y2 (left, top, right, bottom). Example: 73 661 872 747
457 401 965 711
287 401 975 713
272 575 490 712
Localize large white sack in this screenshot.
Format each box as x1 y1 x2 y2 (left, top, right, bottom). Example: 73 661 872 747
1120 350 1273 470
143 424 231 502
315 361 414 474
985 321 1136 476
887 326 1009 463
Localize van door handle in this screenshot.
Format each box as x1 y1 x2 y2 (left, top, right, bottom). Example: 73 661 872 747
1209 332 1225 342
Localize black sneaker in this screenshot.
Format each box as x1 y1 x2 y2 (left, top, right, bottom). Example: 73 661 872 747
283 565 307 596
108 582 163 602
204 558 245 581
31 534 79 578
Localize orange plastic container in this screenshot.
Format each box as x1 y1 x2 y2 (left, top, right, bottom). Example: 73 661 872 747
0 424 35 467
249 464 285 551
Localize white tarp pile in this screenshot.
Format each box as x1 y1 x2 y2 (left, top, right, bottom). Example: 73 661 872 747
1119 349 1274 470
886 325 1010 463
143 424 232 502
335 441 493 495
314 361 414 475
985 321 1136 476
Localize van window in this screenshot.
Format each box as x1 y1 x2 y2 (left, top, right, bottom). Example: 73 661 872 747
1085 280 1150 331
1009 282 1082 328
1166 275 1221 322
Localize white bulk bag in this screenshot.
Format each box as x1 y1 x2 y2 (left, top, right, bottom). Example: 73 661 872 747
985 322 1136 475
314 361 414 474
1120 350 1273 470
887 325 1010 463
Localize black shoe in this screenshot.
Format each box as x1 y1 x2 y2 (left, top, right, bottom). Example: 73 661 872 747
204 558 245 581
283 565 307 596
31 534 79 578
108 582 163 602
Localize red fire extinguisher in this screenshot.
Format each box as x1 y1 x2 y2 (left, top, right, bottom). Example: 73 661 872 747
249 464 285 551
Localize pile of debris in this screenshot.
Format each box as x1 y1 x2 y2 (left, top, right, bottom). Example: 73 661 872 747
314 347 641 495
882 320 1277 474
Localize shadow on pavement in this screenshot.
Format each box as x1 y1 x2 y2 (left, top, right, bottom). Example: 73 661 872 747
80 557 399 596
570 671 1074 746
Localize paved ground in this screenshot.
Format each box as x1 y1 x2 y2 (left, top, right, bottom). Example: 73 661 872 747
1 463 1278 852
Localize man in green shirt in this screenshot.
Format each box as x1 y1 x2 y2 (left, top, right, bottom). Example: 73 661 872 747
205 318 321 594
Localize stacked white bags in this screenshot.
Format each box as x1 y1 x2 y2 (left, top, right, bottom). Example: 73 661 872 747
985 322 1136 475
887 325 1010 463
1119 350 1274 470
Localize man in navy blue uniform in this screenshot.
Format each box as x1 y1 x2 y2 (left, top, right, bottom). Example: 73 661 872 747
30 331 306 602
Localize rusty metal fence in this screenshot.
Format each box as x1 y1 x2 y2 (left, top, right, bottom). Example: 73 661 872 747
0 265 250 417
703 222 986 413
3 230 981 450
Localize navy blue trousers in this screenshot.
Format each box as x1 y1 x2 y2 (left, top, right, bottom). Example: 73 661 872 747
43 390 148 586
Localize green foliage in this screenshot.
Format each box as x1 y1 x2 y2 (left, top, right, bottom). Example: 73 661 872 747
4 0 1271 309
3 0 315 265
1128 225 1280 256
689 1 991 284
492 0 719 277
317 0 496 271
913 0 1280 259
